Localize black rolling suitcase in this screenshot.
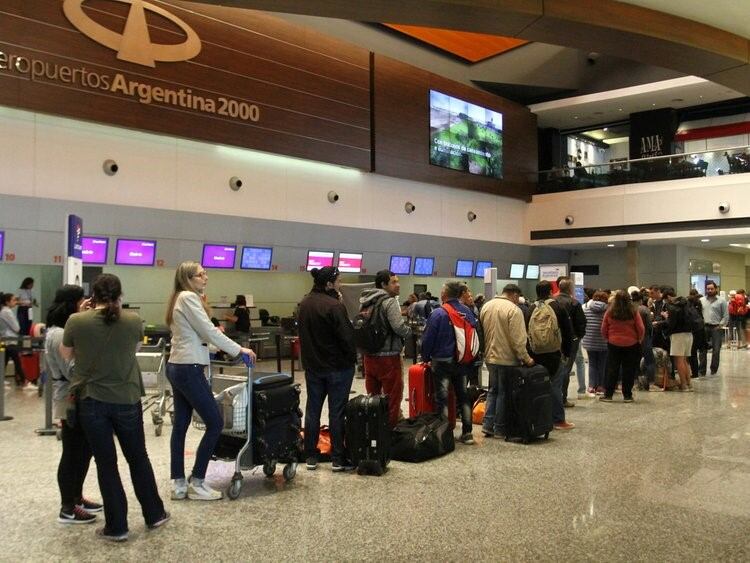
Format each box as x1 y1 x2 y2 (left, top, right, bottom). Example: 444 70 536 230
504 365 553 443
252 372 303 464
345 395 390 475
391 413 455 463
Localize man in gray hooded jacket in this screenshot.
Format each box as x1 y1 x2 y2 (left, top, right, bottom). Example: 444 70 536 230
359 269 411 428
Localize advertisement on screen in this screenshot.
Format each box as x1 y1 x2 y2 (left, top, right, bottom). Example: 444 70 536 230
306 250 334 271
202 244 236 269
81 237 109 265
338 252 363 273
390 255 411 275
240 247 273 270
115 239 157 266
413 257 435 276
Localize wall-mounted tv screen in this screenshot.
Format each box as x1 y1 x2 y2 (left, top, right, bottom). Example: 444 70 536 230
509 263 525 279
240 246 273 271
455 259 474 277
306 250 334 271
338 252 363 273
414 257 435 276
475 261 492 278
81 236 109 265
526 265 540 280
115 239 156 266
429 89 503 179
0 231 4 261
202 244 236 269
390 255 412 275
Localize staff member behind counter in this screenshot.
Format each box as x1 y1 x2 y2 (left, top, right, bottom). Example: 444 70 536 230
165 262 256 502
224 294 250 334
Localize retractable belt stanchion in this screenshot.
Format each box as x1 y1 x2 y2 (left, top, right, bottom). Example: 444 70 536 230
0 344 13 421
36 348 56 436
275 334 282 373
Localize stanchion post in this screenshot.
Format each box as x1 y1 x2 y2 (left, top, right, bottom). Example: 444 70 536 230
275 333 282 373
0 345 13 421
36 349 56 436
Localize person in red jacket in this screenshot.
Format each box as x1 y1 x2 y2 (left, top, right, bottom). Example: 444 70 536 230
599 289 645 403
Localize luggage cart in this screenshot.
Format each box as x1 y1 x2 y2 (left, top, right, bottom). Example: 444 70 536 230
201 355 298 500
137 339 172 436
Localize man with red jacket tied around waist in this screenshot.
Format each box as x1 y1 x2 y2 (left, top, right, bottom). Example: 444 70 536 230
600 290 645 403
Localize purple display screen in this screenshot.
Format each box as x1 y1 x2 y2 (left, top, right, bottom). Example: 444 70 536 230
389 255 411 275
202 244 237 269
115 239 157 266
0 231 4 261
81 237 109 265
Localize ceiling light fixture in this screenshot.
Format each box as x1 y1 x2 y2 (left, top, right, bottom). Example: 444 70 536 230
701 238 710 242
607 244 615 247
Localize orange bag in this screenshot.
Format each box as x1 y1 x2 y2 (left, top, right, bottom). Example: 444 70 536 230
472 397 486 425
301 425 332 460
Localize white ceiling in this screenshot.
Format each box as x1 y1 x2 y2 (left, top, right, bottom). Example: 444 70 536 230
620 0 750 39
528 76 745 130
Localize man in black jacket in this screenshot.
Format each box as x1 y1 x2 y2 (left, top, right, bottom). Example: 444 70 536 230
554 278 587 406
298 266 357 472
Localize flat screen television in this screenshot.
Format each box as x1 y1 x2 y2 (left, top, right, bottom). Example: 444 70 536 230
389 255 412 276
306 250 334 271
81 236 109 265
337 252 363 273
413 257 435 276
0 231 4 261
526 265 540 280
429 89 503 179
115 239 157 266
240 246 273 270
509 263 525 279
455 259 473 277
475 261 492 278
202 244 237 269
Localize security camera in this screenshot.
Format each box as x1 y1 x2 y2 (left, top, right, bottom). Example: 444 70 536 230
586 51 600 65
327 190 339 204
102 159 118 176
467 211 477 222
405 202 416 214
229 176 243 191
565 215 574 225
718 201 730 214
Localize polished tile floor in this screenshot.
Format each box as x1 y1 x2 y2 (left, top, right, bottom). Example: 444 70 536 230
1 351 749 562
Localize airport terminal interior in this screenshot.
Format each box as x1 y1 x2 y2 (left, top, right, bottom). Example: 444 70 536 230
1 0 749 561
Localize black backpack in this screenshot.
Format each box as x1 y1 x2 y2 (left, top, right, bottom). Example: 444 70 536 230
685 303 704 332
353 296 389 353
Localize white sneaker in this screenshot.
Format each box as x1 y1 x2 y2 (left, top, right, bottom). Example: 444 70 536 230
171 480 188 500
187 480 223 501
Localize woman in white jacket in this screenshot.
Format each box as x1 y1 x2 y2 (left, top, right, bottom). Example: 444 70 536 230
165 261 255 501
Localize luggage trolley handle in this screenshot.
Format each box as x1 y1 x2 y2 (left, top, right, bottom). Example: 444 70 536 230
236 353 256 471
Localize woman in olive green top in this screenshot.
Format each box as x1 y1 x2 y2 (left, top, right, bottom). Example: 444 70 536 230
61 274 168 542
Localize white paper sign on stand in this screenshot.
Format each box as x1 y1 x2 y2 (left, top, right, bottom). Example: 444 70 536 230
539 263 568 281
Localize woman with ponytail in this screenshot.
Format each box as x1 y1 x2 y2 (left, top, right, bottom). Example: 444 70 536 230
165 261 255 501
46 285 102 525
61 274 167 542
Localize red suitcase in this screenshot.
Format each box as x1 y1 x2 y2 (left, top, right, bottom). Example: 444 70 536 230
20 352 40 383
407 362 456 429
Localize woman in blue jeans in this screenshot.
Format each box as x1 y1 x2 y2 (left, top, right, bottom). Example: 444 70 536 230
62 274 167 542
165 261 255 501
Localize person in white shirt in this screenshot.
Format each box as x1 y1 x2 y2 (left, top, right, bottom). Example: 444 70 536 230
0 292 26 386
165 261 256 501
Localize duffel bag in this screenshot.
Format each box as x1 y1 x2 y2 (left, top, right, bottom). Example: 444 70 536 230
391 413 454 463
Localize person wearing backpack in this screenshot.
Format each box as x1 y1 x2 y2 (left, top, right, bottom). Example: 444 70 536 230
358 270 411 428
662 287 696 392
421 281 478 444
527 280 575 430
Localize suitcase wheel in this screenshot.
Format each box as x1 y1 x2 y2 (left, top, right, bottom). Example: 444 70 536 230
544 432 549 440
263 462 276 478
283 463 297 482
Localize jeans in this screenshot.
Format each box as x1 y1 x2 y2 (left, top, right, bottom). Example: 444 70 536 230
532 352 564 423
432 360 472 435
729 316 747 346
574 346 586 394
559 339 580 401
482 363 513 435
58 418 92 511
79 398 164 535
166 363 223 480
698 325 723 375
304 367 354 463
586 349 607 390
642 335 655 384
604 343 641 399
363 355 404 428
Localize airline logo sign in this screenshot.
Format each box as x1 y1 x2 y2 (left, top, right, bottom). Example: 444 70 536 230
62 0 201 67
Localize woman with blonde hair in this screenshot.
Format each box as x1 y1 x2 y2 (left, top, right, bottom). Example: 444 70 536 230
165 261 255 501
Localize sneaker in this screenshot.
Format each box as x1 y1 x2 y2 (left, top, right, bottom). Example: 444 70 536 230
305 457 318 471
595 386 606 395
577 393 590 400
685 384 694 392
623 396 634 403
76 498 103 513
458 433 475 445
96 527 128 542
563 400 575 408
58 506 97 525
171 481 187 500
481 430 494 438
187 480 223 501
587 387 596 395
331 460 356 472
553 421 576 430
599 395 614 402
147 512 171 530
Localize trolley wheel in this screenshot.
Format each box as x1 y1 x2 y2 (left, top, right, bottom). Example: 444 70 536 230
154 424 162 437
152 413 162 426
170 412 175 425
56 429 62 441
263 463 276 478
356 466 365 476
228 479 242 500
283 463 297 482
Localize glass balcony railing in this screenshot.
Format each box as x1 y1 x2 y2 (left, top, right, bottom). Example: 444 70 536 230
537 144 750 193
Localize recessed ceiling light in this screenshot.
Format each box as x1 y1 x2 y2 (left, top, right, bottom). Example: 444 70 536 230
573 116 579 119
618 108 623 112
603 127 608 131
699 95 704 99
607 244 615 247
652 103 656 106
701 238 710 242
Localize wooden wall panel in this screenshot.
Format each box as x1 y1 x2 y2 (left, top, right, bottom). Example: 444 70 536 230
373 55 537 201
0 0 371 169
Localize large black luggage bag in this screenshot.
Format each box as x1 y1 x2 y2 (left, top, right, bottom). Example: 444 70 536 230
504 365 553 443
391 413 455 462
345 395 390 475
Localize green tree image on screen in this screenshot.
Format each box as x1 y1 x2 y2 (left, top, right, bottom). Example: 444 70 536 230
429 90 503 179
